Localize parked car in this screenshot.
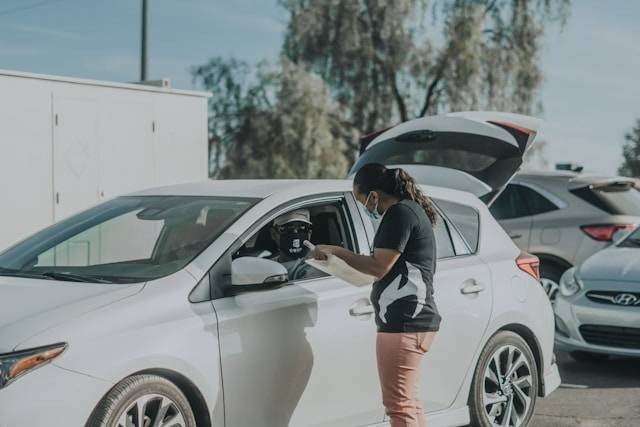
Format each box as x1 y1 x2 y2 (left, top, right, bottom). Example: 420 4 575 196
489 171 640 302
554 226 640 361
0 112 559 427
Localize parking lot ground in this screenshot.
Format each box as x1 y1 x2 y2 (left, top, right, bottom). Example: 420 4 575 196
532 351 640 427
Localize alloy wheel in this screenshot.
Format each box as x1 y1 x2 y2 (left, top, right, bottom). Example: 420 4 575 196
116 393 187 427
482 344 534 427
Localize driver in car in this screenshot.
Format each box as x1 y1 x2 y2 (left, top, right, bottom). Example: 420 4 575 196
270 209 317 281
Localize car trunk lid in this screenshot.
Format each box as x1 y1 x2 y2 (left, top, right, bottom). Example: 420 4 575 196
350 111 541 205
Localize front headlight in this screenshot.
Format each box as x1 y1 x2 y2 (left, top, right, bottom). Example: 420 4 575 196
559 267 583 297
0 343 67 389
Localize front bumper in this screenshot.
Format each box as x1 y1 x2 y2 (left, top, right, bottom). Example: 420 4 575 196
0 363 112 427
554 290 640 357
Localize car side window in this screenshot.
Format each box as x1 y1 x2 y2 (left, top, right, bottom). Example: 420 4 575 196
489 184 530 220
433 212 456 259
357 200 457 258
233 199 356 283
517 185 559 215
434 199 479 253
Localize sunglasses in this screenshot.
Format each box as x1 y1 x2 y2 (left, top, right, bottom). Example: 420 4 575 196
277 223 311 233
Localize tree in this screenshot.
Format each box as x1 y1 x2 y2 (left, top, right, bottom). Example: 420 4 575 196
280 0 570 136
522 139 549 170
619 118 640 177
195 0 570 177
192 58 353 178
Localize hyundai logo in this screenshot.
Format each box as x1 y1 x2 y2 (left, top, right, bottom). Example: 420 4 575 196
613 293 638 306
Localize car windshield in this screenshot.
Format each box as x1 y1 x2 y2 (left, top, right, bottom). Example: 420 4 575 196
0 196 257 284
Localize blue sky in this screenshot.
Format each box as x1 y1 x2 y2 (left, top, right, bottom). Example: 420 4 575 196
1 0 638 175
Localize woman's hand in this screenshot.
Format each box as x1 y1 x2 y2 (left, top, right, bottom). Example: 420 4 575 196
304 241 400 279
311 244 339 261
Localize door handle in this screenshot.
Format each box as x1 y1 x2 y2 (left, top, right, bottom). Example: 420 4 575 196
349 299 375 317
509 233 522 240
461 281 485 295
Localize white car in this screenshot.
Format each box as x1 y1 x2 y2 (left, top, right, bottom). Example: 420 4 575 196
0 112 559 427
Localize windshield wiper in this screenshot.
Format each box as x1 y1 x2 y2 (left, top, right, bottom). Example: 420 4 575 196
39 271 113 284
0 268 54 280
0 267 113 283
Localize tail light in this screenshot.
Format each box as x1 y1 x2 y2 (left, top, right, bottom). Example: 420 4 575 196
359 126 393 153
580 224 636 242
516 251 540 280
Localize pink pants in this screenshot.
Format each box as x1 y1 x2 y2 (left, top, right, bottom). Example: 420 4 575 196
376 332 437 427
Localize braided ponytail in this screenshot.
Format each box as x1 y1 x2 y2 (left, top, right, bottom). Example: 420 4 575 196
353 163 437 225
389 168 437 225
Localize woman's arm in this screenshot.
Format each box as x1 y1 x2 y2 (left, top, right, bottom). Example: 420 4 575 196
313 245 400 280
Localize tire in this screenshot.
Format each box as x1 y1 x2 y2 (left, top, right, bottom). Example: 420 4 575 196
469 331 539 427
86 374 196 427
569 351 609 363
539 262 566 304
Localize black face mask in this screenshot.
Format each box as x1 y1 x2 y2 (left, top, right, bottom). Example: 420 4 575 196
279 231 310 259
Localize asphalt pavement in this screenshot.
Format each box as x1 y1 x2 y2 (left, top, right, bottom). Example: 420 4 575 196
532 351 640 427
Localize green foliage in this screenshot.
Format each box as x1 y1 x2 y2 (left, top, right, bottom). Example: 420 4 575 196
281 0 570 132
194 0 571 178
192 58 353 178
618 119 640 177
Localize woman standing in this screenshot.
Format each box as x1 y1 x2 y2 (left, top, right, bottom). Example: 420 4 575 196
312 162 441 427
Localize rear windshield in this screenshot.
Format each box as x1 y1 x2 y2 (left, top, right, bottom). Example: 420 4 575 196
352 135 510 173
0 196 257 284
350 132 522 193
570 185 640 215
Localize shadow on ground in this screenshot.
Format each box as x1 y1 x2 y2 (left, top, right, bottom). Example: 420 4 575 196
554 351 640 389
531 351 640 427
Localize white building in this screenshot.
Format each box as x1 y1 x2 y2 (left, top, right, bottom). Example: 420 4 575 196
0 70 210 251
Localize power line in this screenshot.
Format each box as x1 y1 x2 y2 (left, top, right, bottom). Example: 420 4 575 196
140 0 148 81
0 0 69 18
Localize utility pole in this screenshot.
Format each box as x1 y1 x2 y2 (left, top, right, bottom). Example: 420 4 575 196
140 0 148 81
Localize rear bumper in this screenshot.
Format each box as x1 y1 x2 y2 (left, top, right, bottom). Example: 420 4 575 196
0 363 112 427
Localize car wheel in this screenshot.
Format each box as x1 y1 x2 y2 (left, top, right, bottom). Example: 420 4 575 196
86 374 196 427
569 351 609 363
539 262 566 304
469 331 539 427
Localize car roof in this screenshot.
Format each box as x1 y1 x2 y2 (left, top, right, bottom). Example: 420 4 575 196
130 179 351 198
128 178 483 209
516 170 631 185
516 170 578 180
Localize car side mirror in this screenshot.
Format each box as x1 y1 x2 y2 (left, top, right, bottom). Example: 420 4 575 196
229 257 288 295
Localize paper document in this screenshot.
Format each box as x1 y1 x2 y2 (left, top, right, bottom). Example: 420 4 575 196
305 255 376 287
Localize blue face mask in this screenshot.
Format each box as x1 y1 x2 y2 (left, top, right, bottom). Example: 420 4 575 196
362 192 382 220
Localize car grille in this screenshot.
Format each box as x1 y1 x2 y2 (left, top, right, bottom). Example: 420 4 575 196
580 325 640 349
586 291 640 307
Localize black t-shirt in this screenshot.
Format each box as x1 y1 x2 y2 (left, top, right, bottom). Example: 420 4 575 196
371 199 441 333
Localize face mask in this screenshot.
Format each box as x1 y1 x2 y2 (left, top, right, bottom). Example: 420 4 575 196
279 230 310 259
362 192 382 220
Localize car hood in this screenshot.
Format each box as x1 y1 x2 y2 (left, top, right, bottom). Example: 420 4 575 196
579 247 640 282
0 277 144 353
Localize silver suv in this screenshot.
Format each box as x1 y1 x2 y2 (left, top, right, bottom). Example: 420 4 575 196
490 171 640 301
